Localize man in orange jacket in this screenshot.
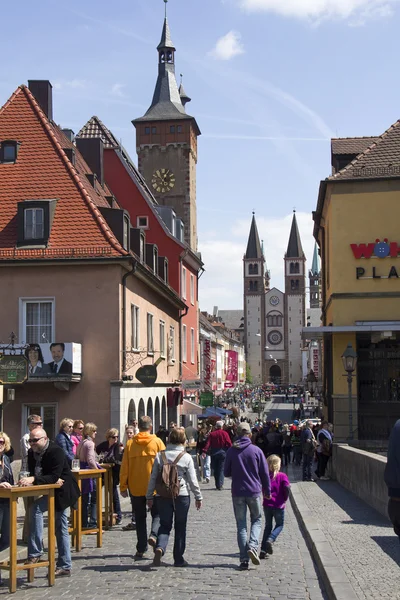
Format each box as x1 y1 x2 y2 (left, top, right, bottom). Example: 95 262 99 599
120 415 165 559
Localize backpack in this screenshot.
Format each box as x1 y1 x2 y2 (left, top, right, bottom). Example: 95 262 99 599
155 451 186 499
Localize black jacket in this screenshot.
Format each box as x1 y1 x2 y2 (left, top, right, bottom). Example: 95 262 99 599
28 441 80 511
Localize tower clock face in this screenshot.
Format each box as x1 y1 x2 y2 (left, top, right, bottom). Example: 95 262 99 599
151 168 176 193
270 296 280 306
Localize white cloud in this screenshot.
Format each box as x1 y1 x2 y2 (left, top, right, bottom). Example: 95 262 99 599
239 0 397 23
111 83 126 98
209 31 245 61
53 79 88 91
199 212 315 312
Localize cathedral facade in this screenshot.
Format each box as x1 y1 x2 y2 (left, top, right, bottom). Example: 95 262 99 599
243 212 309 386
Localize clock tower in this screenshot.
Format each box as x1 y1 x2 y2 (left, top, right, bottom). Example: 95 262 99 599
133 8 201 251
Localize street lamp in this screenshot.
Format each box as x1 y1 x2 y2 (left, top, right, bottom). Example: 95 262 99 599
341 343 357 441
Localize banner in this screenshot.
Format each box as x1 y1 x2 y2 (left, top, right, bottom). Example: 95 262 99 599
4 343 82 379
312 348 319 379
225 350 238 389
203 340 212 391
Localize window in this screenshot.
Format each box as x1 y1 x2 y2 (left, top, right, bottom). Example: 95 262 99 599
147 313 154 355
170 126 175 133
190 328 195 364
139 234 145 261
152 127 157 134
24 404 56 440
169 326 175 362
181 266 187 299
20 298 54 344
123 216 129 250
131 305 139 350
291 280 299 291
0 140 19 163
145 127 150 135
137 216 148 229
153 248 158 274
190 274 195 305
182 324 187 362
159 320 165 358
177 125 182 133
24 208 44 240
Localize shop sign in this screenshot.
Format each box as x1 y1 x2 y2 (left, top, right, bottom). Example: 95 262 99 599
203 340 212 391
0 354 28 384
351 239 400 280
200 392 214 407
312 348 319 378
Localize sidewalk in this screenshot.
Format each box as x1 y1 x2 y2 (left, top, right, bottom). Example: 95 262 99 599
288 463 400 600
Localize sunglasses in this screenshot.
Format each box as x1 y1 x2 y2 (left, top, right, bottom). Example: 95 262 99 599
0 440 5 445
28 437 44 444
31 422 42 426
111 435 119 439
77 426 84 430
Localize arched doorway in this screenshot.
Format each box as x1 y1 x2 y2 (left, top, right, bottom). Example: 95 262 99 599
269 365 281 384
155 397 160 432
161 396 167 427
138 398 145 418
127 399 136 425
147 397 154 424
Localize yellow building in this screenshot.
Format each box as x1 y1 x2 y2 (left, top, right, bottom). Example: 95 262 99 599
309 126 400 441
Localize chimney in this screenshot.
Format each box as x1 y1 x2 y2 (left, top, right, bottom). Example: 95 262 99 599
75 137 104 187
62 128 75 142
28 80 53 121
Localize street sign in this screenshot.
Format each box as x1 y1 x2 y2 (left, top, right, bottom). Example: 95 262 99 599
183 380 201 389
200 392 214 407
0 354 28 384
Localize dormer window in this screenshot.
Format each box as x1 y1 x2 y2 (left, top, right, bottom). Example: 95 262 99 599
17 199 57 247
123 215 129 250
139 233 145 262
137 216 148 229
0 140 20 163
153 247 158 274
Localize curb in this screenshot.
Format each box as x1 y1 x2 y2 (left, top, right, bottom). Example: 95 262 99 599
290 484 359 600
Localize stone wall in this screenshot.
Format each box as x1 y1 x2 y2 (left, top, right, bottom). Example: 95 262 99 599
330 443 388 518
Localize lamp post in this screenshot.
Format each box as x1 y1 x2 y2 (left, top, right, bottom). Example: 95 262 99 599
341 343 357 441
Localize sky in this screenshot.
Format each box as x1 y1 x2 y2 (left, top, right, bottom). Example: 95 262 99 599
2 0 400 312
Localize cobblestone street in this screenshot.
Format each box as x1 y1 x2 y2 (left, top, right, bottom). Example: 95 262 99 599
0 481 326 600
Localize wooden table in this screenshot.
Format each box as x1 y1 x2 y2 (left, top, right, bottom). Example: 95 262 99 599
101 464 114 530
71 468 106 551
0 483 61 594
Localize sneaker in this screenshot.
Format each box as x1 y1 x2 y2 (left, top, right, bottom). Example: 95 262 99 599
25 557 41 565
320 476 330 481
55 568 71 577
153 548 163 567
259 551 267 559
239 561 249 571
148 535 157 549
247 548 260 565
116 516 122 525
266 540 273 555
123 522 136 531
205 478 210 483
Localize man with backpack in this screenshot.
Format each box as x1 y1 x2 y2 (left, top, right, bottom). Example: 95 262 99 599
120 416 165 559
146 427 202 567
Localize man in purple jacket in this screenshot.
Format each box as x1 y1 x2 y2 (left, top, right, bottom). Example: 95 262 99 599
224 422 271 570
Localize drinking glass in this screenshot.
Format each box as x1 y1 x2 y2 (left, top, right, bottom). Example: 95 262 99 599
71 459 80 472
18 471 30 481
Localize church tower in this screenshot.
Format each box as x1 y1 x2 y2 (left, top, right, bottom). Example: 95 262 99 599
284 211 306 385
244 214 266 384
133 5 201 250
309 243 321 309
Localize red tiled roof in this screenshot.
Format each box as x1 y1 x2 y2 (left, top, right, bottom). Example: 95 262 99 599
0 86 127 259
329 121 400 181
331 137 379 156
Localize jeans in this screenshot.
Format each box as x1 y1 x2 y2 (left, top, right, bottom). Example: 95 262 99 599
302 454 312 480
0 502 10 551
293 446 302 466
113 484 122 519
282 447 291 466
388 499 400 542
200 454 211 480
211 450 226 489
28 497 71 570
232 495 262 562
156 495 190 565
130 496 160 553
316 453 330 478
261 507 285 549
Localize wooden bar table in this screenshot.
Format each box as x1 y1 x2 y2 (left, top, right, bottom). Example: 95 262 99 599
0 483 61 594
71 468 106 551
101 464 114 530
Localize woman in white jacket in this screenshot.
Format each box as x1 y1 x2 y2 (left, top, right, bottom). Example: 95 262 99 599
146 427 202 567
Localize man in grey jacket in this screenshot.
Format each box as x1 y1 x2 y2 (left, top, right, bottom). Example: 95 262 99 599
384 418 400 543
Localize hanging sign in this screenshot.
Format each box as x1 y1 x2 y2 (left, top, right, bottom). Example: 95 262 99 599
0 354 28 384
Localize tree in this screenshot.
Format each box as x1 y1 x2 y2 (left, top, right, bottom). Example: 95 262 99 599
246 364 252 384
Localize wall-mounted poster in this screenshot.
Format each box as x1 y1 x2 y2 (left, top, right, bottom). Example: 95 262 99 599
24 343 82 378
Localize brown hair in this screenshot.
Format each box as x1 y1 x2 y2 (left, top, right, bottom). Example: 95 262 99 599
139 416 152 431
83 422 97 438
169 427 186 445
73 420 84 430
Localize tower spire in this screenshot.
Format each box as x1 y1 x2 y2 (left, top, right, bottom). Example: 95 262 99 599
311 242 320 275
245 213 262 259
286 210 305 258
164 0 168 18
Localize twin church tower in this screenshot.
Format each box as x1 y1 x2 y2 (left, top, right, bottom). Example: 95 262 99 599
243 213 320 386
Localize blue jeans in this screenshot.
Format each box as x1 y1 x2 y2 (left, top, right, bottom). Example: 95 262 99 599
232 495 262 562
0 503 10 551
302 454 312 480
28 497 71 571
200 454 211 480
156 495 190 565
211 450 226 489
261 507 285 549
130 496 160 554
